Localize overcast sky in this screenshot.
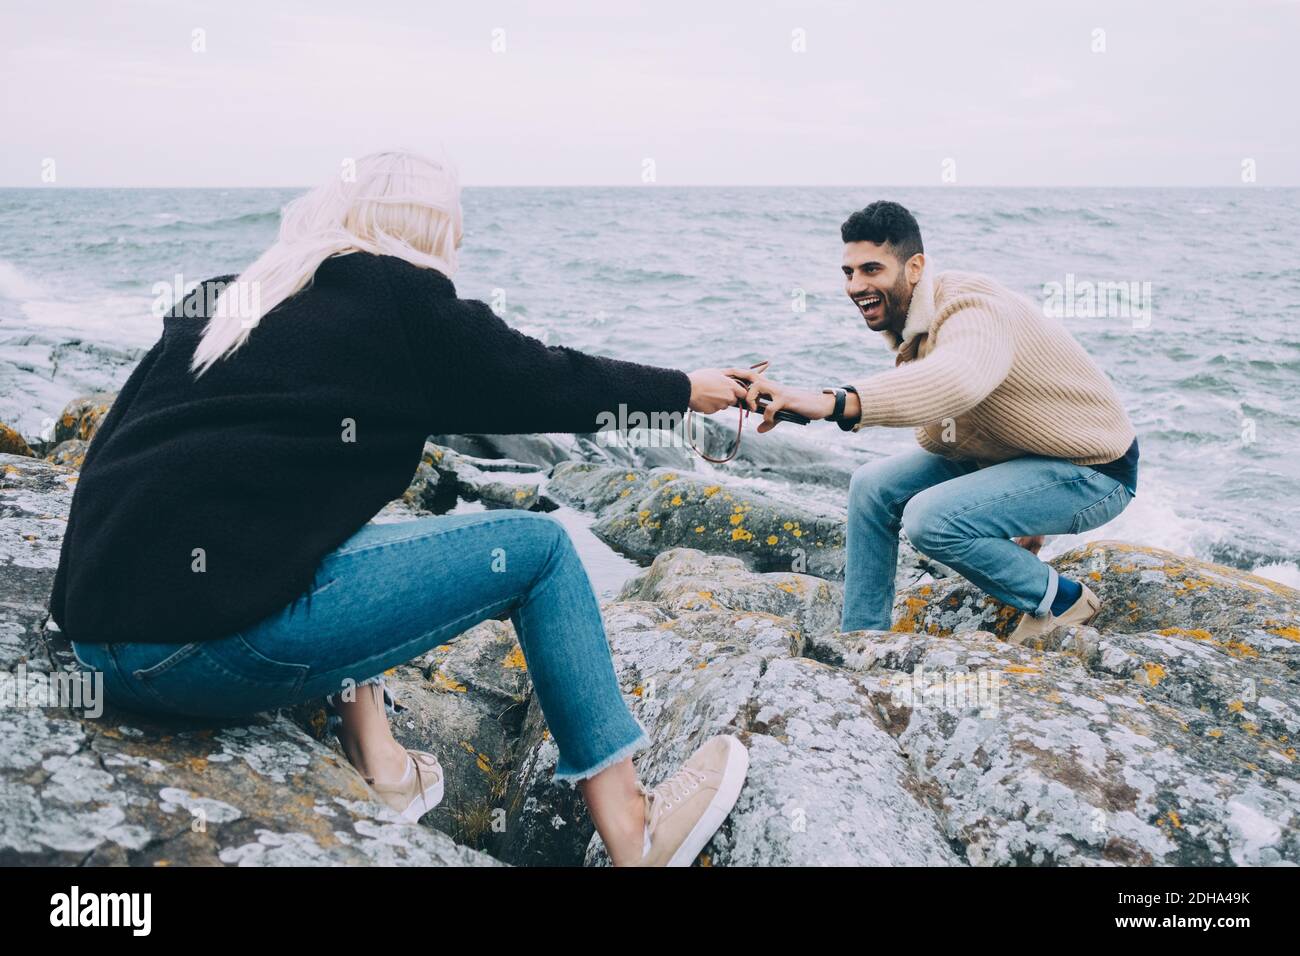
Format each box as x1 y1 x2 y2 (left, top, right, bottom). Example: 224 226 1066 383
2 0 1297 187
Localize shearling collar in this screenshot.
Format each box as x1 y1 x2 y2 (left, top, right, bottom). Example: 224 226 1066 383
879 259 938 353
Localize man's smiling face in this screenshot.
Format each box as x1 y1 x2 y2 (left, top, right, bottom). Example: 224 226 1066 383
842 241 921 336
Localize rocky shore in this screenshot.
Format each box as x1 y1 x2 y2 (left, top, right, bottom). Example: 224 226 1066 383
1 394 1296 866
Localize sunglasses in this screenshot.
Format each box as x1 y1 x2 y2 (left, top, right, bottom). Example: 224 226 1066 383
685 361 809 464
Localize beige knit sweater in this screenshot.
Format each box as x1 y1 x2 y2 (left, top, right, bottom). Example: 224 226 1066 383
846 263 1135 466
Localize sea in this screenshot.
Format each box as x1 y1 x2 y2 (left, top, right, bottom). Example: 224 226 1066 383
2 186 1297 591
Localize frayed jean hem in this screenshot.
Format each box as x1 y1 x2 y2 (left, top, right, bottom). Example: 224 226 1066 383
551 730 651 788
323 674 396 739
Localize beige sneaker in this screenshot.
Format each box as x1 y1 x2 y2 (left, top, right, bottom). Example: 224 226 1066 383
635 734 749 867
1007 582 1101 645
365 749 445 824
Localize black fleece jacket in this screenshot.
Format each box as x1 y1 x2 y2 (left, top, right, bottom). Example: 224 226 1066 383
49 251 691 643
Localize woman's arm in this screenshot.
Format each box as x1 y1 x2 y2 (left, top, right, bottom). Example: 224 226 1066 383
404 293 744 435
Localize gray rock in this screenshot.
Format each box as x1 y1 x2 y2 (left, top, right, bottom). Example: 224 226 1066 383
578 599 959 866
0 453 497 866
429 433 572 469
616 547 843 639
44 439 90 470
547 460 943 593
0 422 34 458
822 627 1300 865
422 442 548 511
54 392 117 444
890 539 1300 643
8 450 1296 868
374 621 530 851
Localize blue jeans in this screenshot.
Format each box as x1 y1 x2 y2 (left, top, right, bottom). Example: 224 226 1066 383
843 448 1134 632
70 510 648 783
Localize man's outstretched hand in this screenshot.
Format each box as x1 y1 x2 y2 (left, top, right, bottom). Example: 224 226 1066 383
725 368 837 433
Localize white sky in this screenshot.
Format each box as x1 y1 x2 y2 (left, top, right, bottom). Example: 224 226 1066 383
2 0 1297 186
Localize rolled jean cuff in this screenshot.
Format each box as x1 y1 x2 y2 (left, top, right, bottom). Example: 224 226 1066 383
551 726 650 788
323 675 396 738
1034 563 1059 618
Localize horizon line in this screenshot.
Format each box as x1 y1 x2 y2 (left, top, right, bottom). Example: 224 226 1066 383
0 183 1293 190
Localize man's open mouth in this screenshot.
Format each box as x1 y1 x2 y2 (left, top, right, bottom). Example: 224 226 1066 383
855 294 884 318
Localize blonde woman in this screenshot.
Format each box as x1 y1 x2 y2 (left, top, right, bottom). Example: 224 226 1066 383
52 150 752 867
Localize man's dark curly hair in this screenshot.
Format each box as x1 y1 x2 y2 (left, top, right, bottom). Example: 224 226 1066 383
840 201 924 264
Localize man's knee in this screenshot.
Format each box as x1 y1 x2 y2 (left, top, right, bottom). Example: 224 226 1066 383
848 458 897 513
900 492 953 558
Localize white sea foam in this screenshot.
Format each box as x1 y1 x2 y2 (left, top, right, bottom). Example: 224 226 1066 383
1042 471 1226 564
0 259 46 301
1251 562 1300 590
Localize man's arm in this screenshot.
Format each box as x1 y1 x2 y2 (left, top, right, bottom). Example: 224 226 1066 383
844 306 1014 430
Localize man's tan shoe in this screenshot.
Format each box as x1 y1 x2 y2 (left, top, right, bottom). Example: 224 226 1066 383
1007 582 1101 645
366 749 445 823
636 734 749 867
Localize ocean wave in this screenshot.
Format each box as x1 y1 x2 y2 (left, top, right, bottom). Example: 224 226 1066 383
0 260 45 301
158 209 281 230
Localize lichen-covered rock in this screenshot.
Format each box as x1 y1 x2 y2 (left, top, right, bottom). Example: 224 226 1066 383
44 439 89 470
1 454 77 671
818 626 1299 865
380 621 531 850
580 603 959 866
890 540 1300 643
0 453 497 866
0 703 500 866
429 432 573 470
402 452 452 513
548 462 847 578
493 696 593 867
54 392 116 443
617 547 843 639
0 422 34 458
7 450 1295 867
548 461 943 592
422 442 548 511
546 460 652 513
1054 541 1300 642
503 557 957 866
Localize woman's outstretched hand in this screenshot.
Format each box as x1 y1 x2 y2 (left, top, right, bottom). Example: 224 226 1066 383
687 368 751 414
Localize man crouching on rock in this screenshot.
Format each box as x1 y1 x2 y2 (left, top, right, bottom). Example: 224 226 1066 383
734 201 1139 644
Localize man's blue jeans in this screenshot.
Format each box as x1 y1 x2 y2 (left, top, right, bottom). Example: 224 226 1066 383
842 448 1134 632
71 510 648 783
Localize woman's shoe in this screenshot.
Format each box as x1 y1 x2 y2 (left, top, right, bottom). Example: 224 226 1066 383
364 749 445 823
636 734 749 867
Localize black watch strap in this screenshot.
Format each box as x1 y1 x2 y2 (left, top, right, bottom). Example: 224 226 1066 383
822 387 847 423
836 385 860 431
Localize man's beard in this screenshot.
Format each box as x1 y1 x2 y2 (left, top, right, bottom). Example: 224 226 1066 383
882 272 913 332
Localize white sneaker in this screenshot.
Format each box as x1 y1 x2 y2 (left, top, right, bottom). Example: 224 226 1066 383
366 749 445 823
635 734 749 867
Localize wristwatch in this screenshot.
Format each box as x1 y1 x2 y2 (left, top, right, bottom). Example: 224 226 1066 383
820 387 846 424
832 385 860 431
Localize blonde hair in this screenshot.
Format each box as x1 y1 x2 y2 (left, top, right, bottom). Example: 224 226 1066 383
190 149 463 377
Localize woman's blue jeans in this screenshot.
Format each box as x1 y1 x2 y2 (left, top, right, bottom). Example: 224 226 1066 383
843 448 1134 632
70 510 648 783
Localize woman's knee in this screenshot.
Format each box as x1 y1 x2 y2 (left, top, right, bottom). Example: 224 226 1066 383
498 510 578 571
